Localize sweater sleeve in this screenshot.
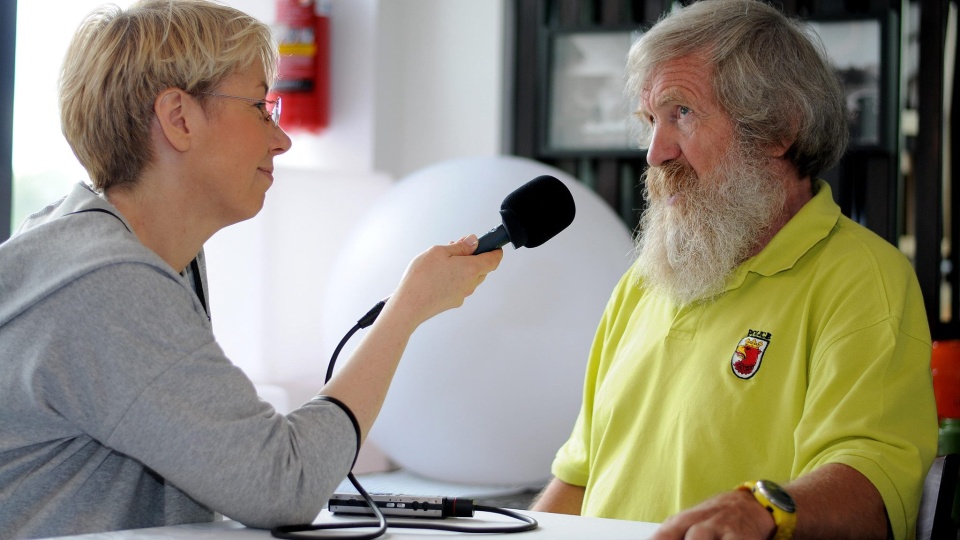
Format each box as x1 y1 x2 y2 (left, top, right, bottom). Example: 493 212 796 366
45 263 359 528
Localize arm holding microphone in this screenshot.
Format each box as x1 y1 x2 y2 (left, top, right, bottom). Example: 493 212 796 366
318 234 502 443
266 175 574 538
318 174 575 443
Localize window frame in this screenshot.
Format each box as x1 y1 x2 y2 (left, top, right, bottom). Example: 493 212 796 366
1 0 16 243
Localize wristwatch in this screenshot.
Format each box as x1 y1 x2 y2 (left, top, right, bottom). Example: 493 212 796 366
737 480 797 540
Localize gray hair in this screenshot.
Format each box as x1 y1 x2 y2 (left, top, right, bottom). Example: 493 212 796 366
626 0 848 178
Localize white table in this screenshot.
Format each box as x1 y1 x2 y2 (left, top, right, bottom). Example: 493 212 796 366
50 509 660 539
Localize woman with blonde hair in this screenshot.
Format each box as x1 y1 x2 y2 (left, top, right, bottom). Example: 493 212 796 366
0 1 502 537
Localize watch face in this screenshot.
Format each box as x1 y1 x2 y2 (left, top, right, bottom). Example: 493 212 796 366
757 480 797 513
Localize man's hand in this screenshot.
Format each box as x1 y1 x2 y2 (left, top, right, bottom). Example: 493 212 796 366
649 464 888 539
651 488 775 540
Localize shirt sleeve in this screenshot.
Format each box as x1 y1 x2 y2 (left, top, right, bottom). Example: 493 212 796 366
45 263 358 528
551 271 635 488
792 259 937 540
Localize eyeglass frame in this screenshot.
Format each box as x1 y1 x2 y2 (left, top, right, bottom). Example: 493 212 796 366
195 92 282 125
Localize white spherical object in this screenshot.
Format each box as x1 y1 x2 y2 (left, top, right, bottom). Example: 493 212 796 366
322 155 635 486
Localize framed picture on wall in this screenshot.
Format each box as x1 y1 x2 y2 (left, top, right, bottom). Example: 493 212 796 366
544 30 642 155
808 18 884 148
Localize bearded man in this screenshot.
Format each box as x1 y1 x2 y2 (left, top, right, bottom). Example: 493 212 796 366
532 1 937 539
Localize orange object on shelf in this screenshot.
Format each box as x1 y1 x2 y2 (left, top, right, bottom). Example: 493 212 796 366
931 340 960 421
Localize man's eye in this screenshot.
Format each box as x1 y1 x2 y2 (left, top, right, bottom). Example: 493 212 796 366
678 105 691 116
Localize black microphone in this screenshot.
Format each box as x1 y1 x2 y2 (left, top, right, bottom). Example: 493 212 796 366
474 175 576 255
352 175 575 330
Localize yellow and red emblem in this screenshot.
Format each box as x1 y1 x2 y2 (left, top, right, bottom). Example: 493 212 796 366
731 331 771 379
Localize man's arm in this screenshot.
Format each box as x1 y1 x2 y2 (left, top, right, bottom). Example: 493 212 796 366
652 463 888 540
530 477 586 515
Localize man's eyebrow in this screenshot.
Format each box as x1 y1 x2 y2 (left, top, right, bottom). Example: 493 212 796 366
654 89 686 109
634 88 688 119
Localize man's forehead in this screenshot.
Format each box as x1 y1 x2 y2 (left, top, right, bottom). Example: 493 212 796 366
637 82 697 117
638 55 715 109
640 87 688 109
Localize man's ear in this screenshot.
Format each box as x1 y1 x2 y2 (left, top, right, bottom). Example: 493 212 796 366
154 88 194 152
767 137 793 159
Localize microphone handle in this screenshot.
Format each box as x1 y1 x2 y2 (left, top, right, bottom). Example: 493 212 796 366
474 224 510 254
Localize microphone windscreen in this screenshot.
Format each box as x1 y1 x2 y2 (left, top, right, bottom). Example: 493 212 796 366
499 175 576 248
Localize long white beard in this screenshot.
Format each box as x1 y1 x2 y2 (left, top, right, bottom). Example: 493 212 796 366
633 145 787 305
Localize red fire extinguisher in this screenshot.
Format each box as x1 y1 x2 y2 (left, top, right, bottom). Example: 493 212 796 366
271 0 330 133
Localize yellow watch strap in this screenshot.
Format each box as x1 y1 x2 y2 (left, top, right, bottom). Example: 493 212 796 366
737 481 797 540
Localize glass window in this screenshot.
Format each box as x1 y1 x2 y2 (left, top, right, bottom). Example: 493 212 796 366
11 1 135 231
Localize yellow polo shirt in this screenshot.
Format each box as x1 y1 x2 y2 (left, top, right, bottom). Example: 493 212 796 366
552 181 937 540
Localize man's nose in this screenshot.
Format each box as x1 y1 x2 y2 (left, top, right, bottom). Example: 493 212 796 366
646 124 681 167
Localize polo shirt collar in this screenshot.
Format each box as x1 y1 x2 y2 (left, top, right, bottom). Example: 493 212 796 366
725 179 840 289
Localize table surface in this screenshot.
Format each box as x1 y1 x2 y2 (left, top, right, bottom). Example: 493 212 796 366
49 509 660 539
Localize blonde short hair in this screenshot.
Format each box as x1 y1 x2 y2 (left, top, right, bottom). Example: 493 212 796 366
59 0 278 190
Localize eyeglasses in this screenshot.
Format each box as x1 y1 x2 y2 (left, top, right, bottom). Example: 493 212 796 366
197 92 282 125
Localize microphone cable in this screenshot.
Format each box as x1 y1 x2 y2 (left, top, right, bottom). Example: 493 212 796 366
270 299 538 539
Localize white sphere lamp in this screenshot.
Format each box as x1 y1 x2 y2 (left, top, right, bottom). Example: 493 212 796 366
322 155 635 486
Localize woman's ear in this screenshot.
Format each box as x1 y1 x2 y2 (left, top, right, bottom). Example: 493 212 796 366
153 88 193 152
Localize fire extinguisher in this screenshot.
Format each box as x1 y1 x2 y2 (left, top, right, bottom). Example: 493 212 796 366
271 0 330 133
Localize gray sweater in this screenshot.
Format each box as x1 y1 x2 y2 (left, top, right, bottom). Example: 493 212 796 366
0 183 359 538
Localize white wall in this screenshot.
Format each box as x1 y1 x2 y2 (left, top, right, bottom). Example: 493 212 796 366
374 1 509 177
205 0 509 420
228 0 507 174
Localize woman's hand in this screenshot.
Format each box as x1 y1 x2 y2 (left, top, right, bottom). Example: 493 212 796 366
387 234 503 329
320 234 503 443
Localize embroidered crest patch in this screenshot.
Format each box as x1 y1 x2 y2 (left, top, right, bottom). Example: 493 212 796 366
731 330 771 379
